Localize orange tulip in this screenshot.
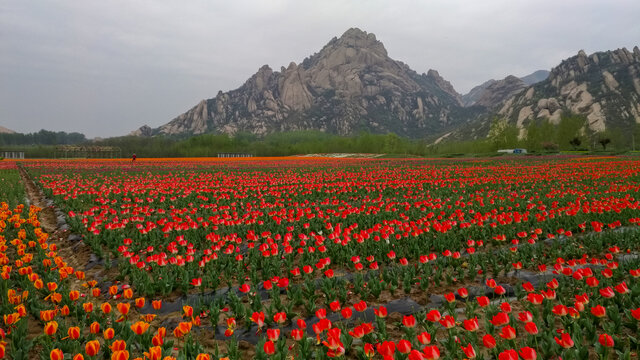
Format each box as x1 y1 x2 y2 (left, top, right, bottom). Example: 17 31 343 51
69 290 80 302
47 282 58 292
44 321 58 336
92 288 101 297
152 333 164 346
135 297 145 308
73 354 85 360
142 314 156 322
4 312 20 326
89 321 100 334
50 348 63 360
83 302 94 313
109 285 118 296
110 340 127 351
67 326 81 340
122 288 133 299
195 354 211 360
50 292 62 303
85 339 101 357
111 350 129 360
75 271 85 280
40 309 57 321
117 303 130 316
60 305 70 316
182 306 193 318
103 327 115 340
152 300 162 310
131 321 150 335
34 278 44 289
101 302 112 314
144 346 162 360
173 322 191 338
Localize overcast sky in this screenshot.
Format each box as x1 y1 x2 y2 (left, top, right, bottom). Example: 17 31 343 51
1 0 639 138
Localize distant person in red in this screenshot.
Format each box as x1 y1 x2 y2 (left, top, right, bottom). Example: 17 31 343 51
132 153 137 163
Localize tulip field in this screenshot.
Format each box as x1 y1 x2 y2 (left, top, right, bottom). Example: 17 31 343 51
3 156 640 360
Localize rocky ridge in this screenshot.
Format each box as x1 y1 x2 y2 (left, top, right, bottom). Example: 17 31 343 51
498 47 640 135
134 28 477 138
461 70 549 107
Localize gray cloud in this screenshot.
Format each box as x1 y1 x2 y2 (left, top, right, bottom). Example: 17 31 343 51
1 0 639 137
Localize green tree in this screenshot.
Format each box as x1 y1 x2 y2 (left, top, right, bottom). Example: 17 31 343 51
556 114 586 150
382 133 402 154
488 118 519 150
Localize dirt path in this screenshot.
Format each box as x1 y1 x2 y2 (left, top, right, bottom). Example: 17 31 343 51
17 165 98 279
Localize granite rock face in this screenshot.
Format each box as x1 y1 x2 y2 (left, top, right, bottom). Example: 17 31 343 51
143 28 473 138
497 47 640 133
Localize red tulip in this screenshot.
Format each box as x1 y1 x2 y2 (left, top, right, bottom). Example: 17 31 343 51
519 347 537 360
524 321 538 335
591 305 606 318
408 350 425 360
552 304 568 316
483 334 497 349
457 287 469 298
417 331 431 345
397 339 412 354
439 315 455 329
354 300 367 312
490 312 509 326
266 328 280 341
463 317 479 332
554 332 574 348
476 296 490 307
403 315 416 328
499 325 517 340
444 292 455 303
599 333 614 347
422 345 440 360
498 349 518 360
460 343 476 358
374 306 388 318
599 286 615 298
377 341 396 357
341 307 352 319
263 340 275 355
426 309 441 322
291 328 304 341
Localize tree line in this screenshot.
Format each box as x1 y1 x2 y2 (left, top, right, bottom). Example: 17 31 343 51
2 114 638 159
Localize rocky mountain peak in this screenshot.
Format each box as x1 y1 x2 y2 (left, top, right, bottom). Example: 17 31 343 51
549 47 640 88
146 28 469 138
129 125 152 137
473 75 526 109
426 69 462 105
335 28 385 53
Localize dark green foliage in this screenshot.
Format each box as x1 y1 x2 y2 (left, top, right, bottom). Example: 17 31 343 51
0 129 86 146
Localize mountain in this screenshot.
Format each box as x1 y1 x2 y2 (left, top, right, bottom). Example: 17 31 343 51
461 80 496 107
0 126 16 134
469 76 527 109
498 47 640 134
135 28 477 139
461 70 549 107
450 47 640 141
520 70 550 85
